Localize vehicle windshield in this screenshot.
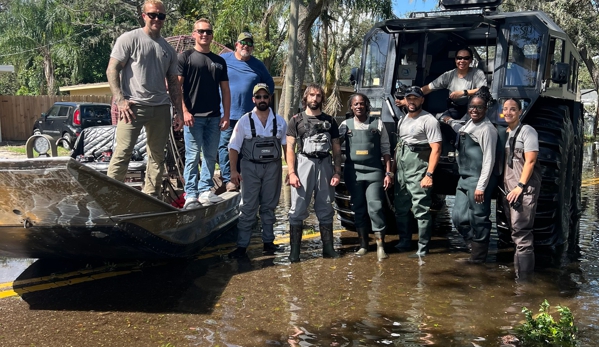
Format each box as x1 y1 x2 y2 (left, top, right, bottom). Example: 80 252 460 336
505 23 543 87
362 30 390 88
81 106 111 120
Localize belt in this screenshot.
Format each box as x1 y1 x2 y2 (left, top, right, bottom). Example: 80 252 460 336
301 152 330 159
400 142 430 152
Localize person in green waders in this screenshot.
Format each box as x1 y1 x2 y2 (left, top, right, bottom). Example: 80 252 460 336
394 86 442 258
339 93 393 261
440 86 499 263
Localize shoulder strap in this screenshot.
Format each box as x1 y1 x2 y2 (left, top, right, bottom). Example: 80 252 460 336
508 124 524 166
245 112 256 137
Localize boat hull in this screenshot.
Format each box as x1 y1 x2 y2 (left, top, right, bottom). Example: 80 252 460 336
0 158 240 259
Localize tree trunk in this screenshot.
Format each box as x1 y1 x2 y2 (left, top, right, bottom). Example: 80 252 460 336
41 48 56 95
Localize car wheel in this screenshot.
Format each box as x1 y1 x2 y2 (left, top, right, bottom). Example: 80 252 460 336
62 133 73 150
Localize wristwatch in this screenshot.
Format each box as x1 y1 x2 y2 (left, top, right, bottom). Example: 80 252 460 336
463 89 468 97
426 171 433 178
517 182 525 189
386 172 394 178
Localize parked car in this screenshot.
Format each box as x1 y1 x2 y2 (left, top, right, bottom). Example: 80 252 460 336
32 102 112 149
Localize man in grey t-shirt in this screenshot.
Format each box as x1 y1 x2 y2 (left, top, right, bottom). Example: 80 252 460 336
394 87 442 258
106 0 184 197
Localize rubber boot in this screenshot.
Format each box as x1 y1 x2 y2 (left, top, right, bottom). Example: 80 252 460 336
288 224 303 263
374 231 388 261
355 227 369 256
514 252 535 281
456 241 488 264
320 224 340 258
262 224 284 254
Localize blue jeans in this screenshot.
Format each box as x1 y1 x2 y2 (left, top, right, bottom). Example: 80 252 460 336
183 116 221 199
218 119 237 183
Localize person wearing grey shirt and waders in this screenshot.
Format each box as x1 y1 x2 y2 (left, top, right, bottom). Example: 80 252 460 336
106 0 184 197
286 83 343 262
393 87 442 258
501 99 541 280
227 84 288 259
441 87 500 263
339 94 393 261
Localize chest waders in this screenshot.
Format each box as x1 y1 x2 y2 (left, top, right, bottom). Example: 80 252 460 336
502 126 542 278
343 117 388 261
235 115 284 255
453 132 497 263
393 138 433 256
288 114 339 262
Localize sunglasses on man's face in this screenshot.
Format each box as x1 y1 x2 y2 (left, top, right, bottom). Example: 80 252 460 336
145 12 166 20
239 40 254 47
194 29 213 35
455 56 472 61
254 94 270 100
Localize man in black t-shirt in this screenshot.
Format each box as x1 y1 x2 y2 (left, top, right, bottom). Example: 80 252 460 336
286 83 342 262
177 18 231 208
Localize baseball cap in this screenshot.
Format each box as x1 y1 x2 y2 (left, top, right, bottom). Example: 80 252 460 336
404 86 424 97
253 83 269 95
237 32 253 42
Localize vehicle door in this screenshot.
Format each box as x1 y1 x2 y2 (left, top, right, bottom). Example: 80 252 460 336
37 105 60 137
47 105 71 139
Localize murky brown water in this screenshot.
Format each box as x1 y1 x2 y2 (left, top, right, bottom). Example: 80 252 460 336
2 146 599 346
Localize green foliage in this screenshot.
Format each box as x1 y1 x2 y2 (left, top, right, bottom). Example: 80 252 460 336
517 300 577 346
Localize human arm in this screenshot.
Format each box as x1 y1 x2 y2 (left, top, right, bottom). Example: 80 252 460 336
330 138 342 186
229 149 241 185
286 136 300 188
421 142 441 189
178 76 194 127
166 73 184 131
106 57 135 123
506 151 538 204
475 126 498 203
219 80 231 131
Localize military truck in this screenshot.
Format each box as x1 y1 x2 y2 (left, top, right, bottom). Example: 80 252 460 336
334 0 583 255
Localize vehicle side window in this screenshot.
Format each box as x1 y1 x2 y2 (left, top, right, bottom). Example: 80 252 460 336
57 106 70 118
505 24 543 87
362 30 390 88
47 106 60 118
545 37 564 89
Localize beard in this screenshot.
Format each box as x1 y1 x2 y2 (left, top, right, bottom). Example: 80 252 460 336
308 101 322 110
256 102 269 111
408 103 422 112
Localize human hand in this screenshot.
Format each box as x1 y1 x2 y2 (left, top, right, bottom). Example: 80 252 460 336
231 170 242 186
173 115 184 131
384 175 393 190
184 111 194 127
395 98 407 107
117 99 135 123
330 173 340 187
506 186 523 204
449 91 462 100
474 189 484 204
219 117 229 131
288 172 301 188
420 176 433 188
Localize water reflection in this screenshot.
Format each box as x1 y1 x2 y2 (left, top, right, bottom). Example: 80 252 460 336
3 144 599 346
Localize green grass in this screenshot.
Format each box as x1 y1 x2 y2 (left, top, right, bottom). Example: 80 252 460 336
3 145 70 157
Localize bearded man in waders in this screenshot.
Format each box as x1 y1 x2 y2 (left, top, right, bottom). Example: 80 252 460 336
286 83 342 262
339 93 393 261
227 83 288 259
394 86 442 258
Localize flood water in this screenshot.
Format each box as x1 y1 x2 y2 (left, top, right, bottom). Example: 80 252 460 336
2 146 599 346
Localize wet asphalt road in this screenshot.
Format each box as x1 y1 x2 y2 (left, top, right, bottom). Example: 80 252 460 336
2 146 599 346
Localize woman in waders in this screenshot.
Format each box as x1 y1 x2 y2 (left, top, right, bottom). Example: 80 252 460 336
501 98 541 279
339 93 393 261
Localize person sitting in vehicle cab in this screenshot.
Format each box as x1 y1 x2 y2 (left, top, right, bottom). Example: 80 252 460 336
396 48 487 120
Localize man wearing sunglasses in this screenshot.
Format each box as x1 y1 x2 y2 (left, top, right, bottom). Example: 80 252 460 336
178 18 231 208
219 32 274 193
106 0 184 198
396 48 486 120
227 83 287 259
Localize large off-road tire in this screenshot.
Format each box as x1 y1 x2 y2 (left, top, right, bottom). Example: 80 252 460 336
568 113 583 258
496 105 575 260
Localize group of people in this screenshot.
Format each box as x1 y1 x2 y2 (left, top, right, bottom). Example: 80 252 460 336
104 0 540 280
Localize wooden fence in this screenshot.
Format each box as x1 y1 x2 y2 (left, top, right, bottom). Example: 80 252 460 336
0 95 112 141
